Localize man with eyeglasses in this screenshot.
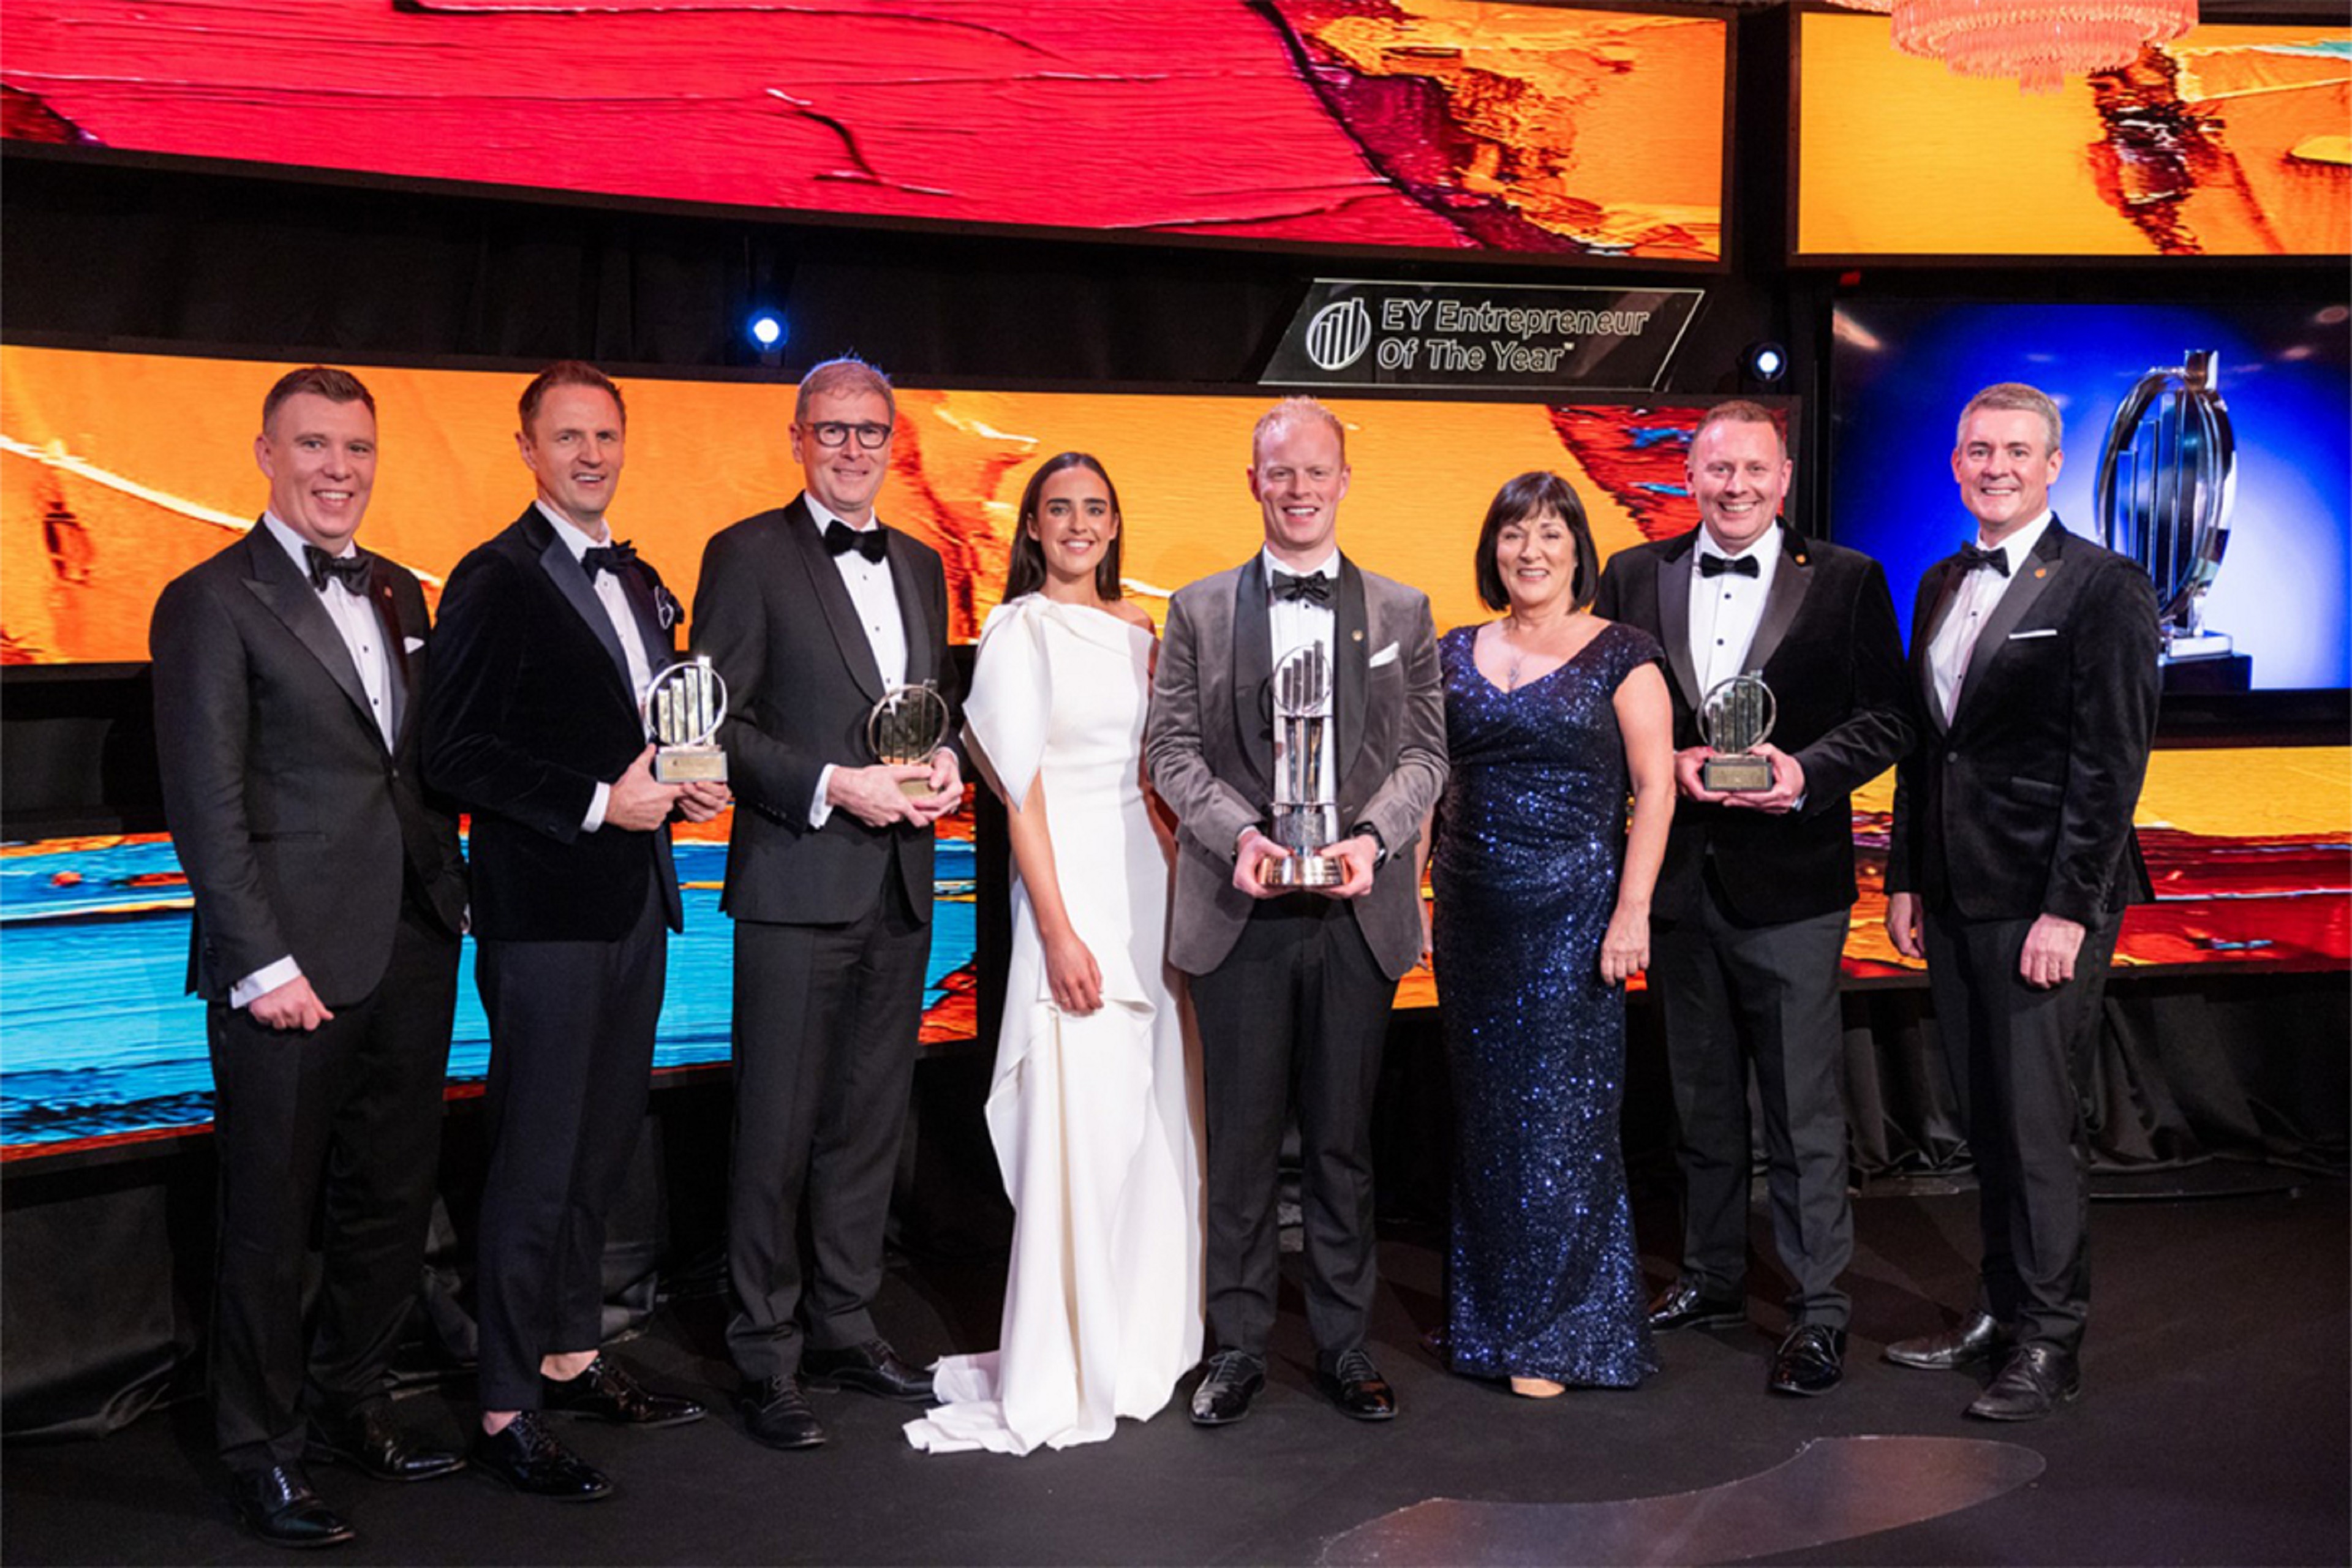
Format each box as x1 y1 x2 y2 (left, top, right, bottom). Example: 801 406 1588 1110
693 356 963 1452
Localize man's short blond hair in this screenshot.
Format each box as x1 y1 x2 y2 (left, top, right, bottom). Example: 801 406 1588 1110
1252 396 1347 464
795 355 896 424
1689 399 1787 459
1957 382 2062 453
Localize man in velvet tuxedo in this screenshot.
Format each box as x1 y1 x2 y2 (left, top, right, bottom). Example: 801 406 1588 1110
1592 401 1912 1398
1145 397 1447 1427
424 362 726 1499
1883 383 2159 1421
694 356 963 1452
151 366 470 1548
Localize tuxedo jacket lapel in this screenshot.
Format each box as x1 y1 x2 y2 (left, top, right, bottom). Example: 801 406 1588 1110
788 507 888 703
1654 535 1702 710
364 568 412 748
1229 556 1275 798
1334 557 1369 790
1746 524 1815 674
1952 524 2068 726
239 530 383 750
534 531 635 705
886 530 937 690
614 562 673 674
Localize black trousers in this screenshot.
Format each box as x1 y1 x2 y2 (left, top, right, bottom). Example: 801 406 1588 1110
207 901 458 1471
1651 875 1855 1328
1188 895 1396 1371
472 880 668 1411
725 872 928 1382
1924 908 2122 1357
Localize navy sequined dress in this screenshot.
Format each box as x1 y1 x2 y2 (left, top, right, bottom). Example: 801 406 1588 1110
1433 619 1660 1387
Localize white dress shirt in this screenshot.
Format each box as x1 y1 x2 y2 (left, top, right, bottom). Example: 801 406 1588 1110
807 494 910 829
537 500 657 834
1928 511 2052 726
1264 545 1339 824
232 514 399 1008
1688 524 1783 700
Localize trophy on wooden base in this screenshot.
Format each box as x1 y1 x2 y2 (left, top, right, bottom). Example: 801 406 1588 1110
644 656 728 784
868 682 953 797
1698 671 1776 793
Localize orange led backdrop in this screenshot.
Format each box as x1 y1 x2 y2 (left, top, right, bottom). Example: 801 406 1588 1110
1796 12 2351 258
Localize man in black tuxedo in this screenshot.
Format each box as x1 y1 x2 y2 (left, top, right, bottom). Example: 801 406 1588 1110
424 361 727 1498
152 366 470 1548
694 356 963 1451
1593 401 1912 1397
1883 382 2159 1421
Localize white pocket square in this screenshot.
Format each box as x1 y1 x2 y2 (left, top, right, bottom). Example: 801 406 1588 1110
403 636 426 654
1368 641 1400 668
2007 628 2059 641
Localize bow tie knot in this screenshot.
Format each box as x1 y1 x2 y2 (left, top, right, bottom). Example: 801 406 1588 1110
581 541 638 580
1957 541 2011 578
1698 552 1760 580
1272 569 1332 606
824 520 888 563
304 545 374 596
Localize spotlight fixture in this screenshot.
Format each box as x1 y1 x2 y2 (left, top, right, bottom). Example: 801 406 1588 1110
1742 341 1789 386
747 311 787 366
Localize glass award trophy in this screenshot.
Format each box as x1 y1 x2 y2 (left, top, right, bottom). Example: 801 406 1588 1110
643 656 728 783
867 682 953 797
1698 671 1776 793
2096 347 2239 674
1262 644 1343 888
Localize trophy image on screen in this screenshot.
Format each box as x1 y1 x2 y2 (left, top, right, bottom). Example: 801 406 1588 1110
1698 671 1776 793
1262 644 1344 889
2096 349 2241 682
644 656 728 783
867 682 953 798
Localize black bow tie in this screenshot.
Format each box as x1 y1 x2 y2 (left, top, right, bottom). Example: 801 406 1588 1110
304 545 373 596
1957 542 2011 578
824 521 888 563
581 541 637 580
1698 552 1759 579
1272 570 1332 606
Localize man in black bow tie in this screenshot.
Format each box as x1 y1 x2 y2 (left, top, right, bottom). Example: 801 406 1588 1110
1883 383 2159 1421
693 356 962 1451
1593 401 1912 1397
151 366 472 1547
425 361 728 1500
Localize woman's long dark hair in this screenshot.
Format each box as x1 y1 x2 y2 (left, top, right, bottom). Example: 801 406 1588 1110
1005 452 1125 602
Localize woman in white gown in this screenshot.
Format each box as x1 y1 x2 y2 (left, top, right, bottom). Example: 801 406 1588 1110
905 453 1204 1455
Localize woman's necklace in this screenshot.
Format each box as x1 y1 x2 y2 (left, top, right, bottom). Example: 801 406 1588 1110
1500 610 1580 691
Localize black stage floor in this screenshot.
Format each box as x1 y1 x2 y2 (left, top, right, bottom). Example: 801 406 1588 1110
5 1178 2345 1566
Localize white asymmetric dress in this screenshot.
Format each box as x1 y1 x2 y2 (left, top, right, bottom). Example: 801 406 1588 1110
904 595 1204 1455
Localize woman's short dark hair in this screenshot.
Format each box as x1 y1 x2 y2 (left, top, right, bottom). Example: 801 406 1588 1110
1005 452 1124 602
1473 471 1599 612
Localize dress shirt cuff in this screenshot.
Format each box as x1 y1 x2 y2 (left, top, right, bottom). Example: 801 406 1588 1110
230 956 303 1011
810 764 837 831
584 780 611 834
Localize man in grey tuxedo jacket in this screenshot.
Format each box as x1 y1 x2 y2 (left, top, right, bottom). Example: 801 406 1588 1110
1146 396 1447 1427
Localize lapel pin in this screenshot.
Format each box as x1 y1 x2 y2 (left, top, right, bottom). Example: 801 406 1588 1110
2034 567 2047 579
1352 629 1363 642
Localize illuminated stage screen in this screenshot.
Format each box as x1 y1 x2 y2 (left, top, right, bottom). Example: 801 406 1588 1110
1795 12 2351 259
0 0 1729 264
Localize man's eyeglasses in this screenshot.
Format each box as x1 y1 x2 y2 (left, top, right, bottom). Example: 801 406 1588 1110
802 421 894 451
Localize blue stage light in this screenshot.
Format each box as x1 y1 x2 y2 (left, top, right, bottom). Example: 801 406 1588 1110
1744 341 1788 385
748 312 786 350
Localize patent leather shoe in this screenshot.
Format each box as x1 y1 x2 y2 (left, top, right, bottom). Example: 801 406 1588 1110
801 1338 935 1403
543 1354 706 1427
1767 1323 1847 1396
737 1376 829 1450
307 1403 466 1483
469 1412 612 1500
1966 1343 2081 1422
1315 1348 1398 1422
1885 1310 2013 1371
1188 1350 1267 1427
230 1463 355 1549
1646 1276 1746 1332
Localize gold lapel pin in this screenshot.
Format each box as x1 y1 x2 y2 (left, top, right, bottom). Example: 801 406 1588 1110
2035 567 2048 579
1352 630 1363 641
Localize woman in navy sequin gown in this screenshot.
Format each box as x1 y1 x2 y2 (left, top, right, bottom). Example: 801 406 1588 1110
1428 472 1675 1397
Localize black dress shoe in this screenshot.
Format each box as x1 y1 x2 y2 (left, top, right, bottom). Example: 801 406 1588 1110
543 1354 706 1427
737 1376 829 1450
1188 1350 1267 1427
1768 1323 1847 1396
1314 1348 1398 1422
1966 1343 2081 1422
469 1412 612 1501
230 1462 355 1549
1647 1276 1746 1332
1885 1310 2013 1371
801 1338 935 1402
307 1403 467 1483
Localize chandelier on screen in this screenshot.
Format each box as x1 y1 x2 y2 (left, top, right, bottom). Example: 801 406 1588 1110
1826 0 2200 94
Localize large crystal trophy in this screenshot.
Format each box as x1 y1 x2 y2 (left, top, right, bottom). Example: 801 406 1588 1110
2095 348 2239 673
1698 671 1776 793
867 682 953 797
643 656 728 783
1262 645 1343 889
